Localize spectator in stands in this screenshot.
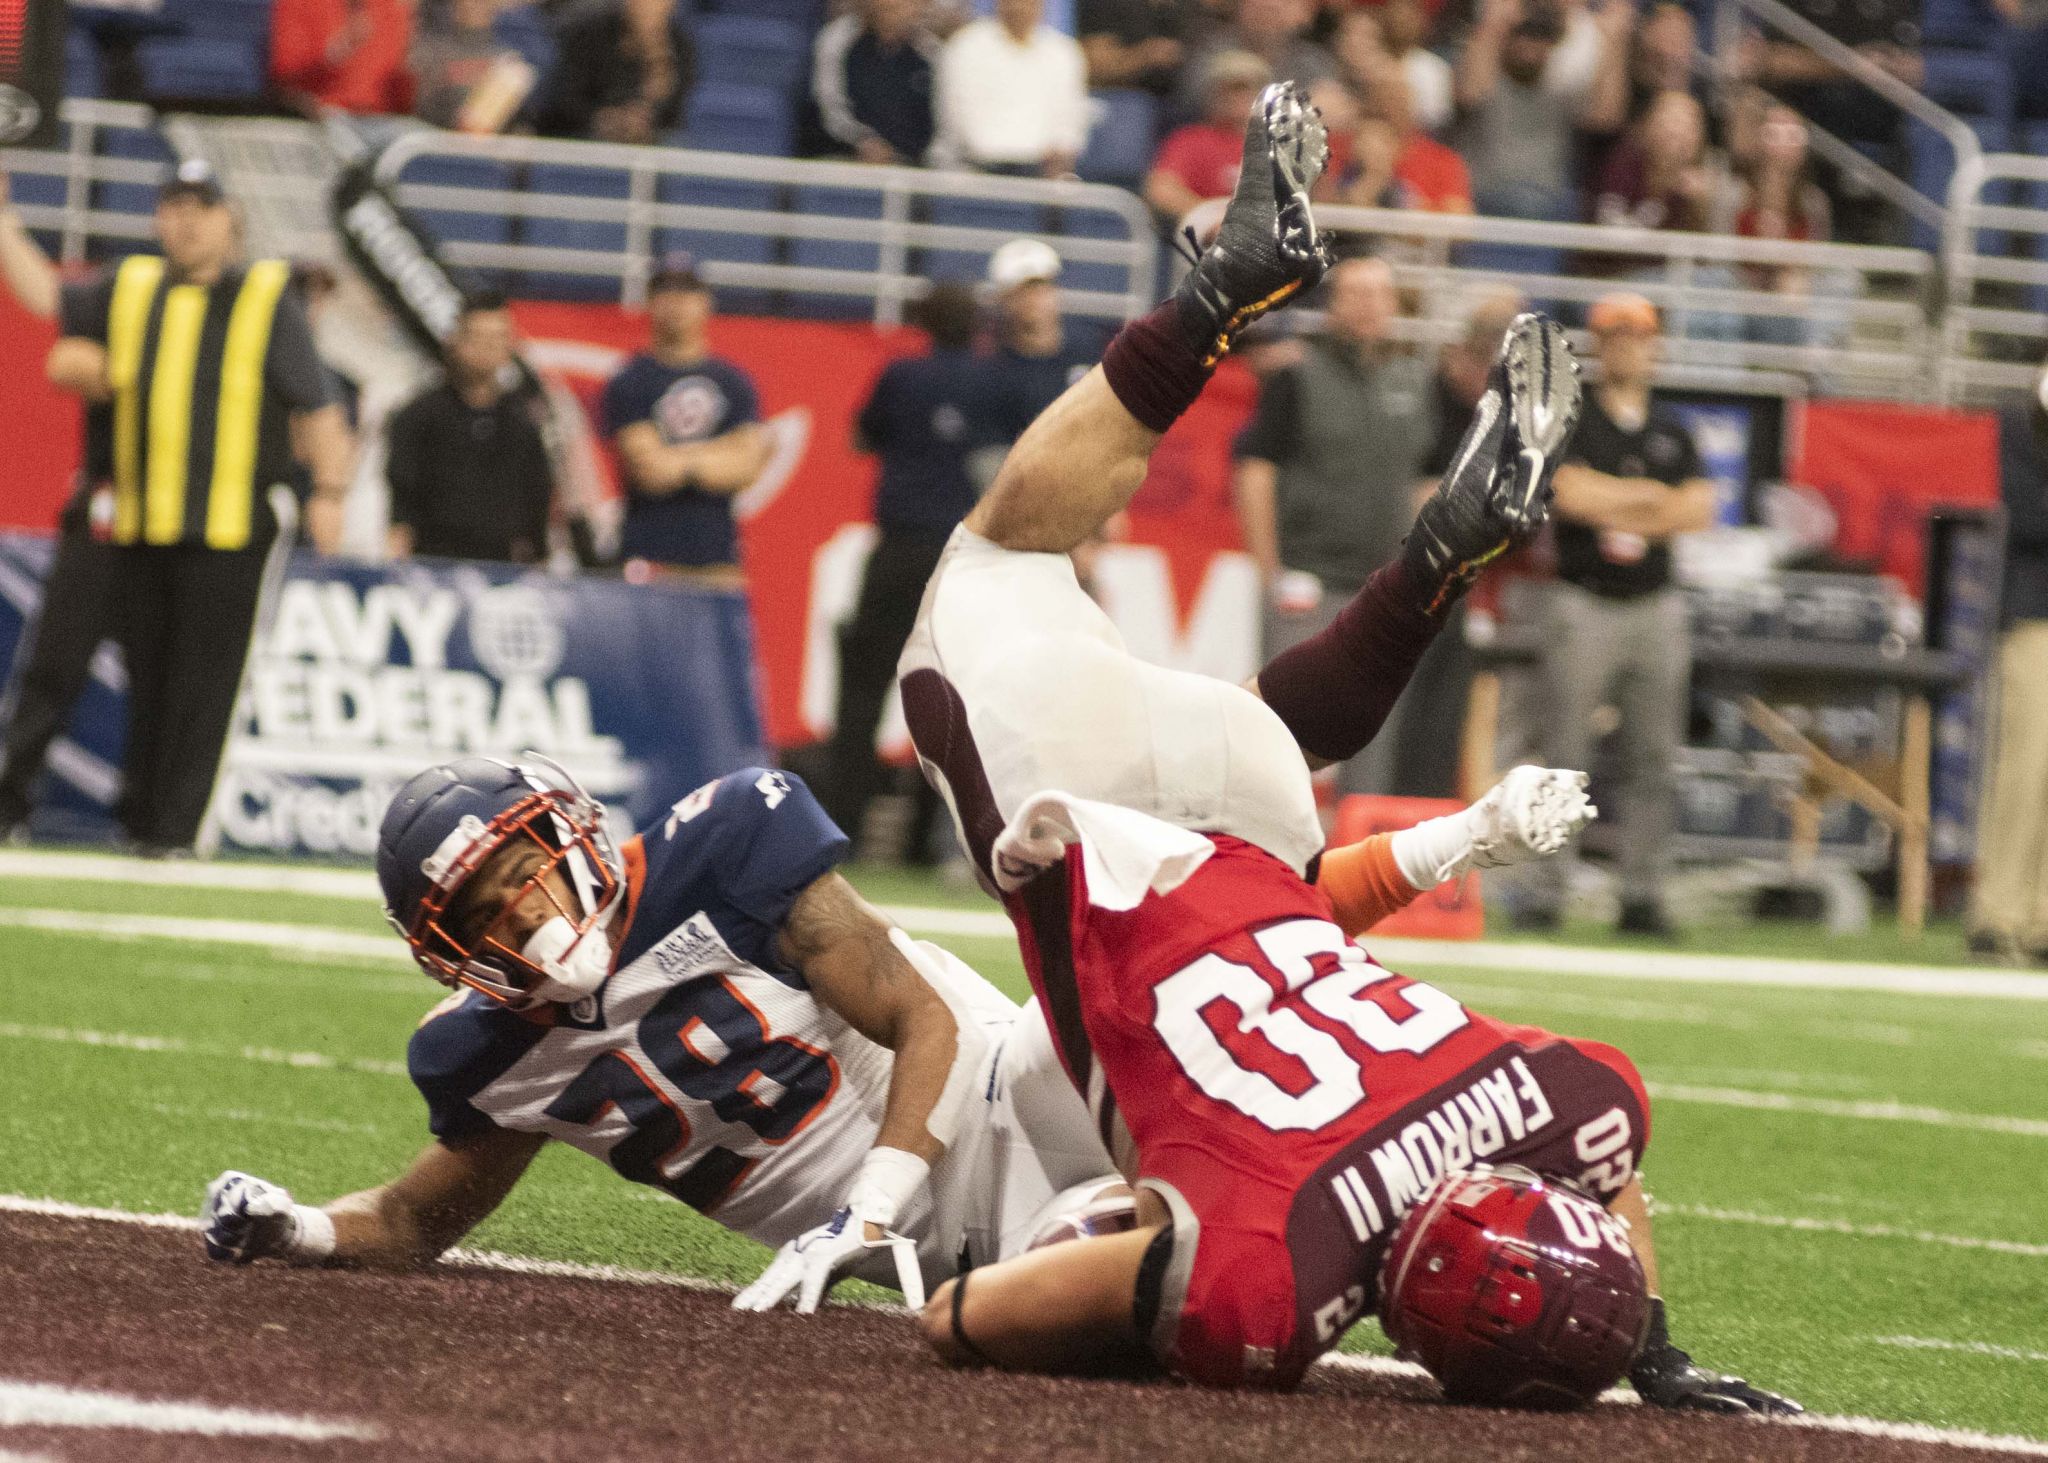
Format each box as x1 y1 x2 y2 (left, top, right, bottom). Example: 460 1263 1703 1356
1144 50 1271 223
1178 0 1335 119
1754 0 1921 239
602 253 769 588
0 168 117 846
1453 0 1628 220
1077 0 1204 95
271 0 417 115
1524 293 1713 937
1587 88 1712 232
45 161 354 856
1993 0 2048 121
979 238 1099 443
1968 386 2048 966
1342 67 1473 211
811 0 939 165
1231 256 1439 797
535 0 695 144
385 294 556 565
1377 0 1454 135
822 283 983 854
1728 101 1832 346
411 0 538 132
1629 1 1703 121
931 0 1090 175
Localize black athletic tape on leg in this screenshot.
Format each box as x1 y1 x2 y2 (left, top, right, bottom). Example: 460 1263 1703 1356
949 1272 1000 1369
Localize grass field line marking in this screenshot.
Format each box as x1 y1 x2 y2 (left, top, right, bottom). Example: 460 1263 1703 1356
0 906 401 962
1872 1336 2048 1364
0 1022 407 1078
0 849 377 899
143 1101 386 1137
0 1379 380 1441
4 1196 2044 1455
1661 1203 2048 1258
1647 1083 2048 1137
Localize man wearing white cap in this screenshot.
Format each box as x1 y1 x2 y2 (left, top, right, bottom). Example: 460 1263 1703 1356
981 239 1099 452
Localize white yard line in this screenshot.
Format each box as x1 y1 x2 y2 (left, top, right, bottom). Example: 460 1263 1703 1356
0 1022 407 1078
0 850 378 899
143 1101 386 1138
0 907 400 962
0 1196 2040 1458
1872 1336 2048 1365
0 1378 378 1441
1659 1204 2048 1259
1647 1084 2048 1138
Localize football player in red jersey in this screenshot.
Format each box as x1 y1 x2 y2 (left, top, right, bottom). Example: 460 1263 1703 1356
897 82 1798 1415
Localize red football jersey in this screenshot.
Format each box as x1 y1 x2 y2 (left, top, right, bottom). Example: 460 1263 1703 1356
1007 835 1650 1389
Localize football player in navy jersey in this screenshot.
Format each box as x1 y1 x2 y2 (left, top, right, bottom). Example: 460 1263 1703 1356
200 756 1128 1312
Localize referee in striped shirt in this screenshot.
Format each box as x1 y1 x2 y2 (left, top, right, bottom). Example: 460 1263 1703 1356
44 160 354 855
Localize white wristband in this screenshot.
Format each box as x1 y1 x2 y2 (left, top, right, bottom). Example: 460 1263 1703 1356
1389 811 1477 890
286 1204 337 1265
847 1146 929 1231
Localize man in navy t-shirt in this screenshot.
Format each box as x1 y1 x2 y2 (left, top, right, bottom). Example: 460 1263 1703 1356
601 254 771 583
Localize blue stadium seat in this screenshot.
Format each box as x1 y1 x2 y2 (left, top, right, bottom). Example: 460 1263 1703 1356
395 156 518 296
1909 114 2010 252
787 186 883 317
94 125 175 223
1077 89 1158 191
702 0 823 23
656 175 780 312
134 35 266 100
1921 0 1998 46
517 163 631 300
1058 209 1140 299
1922 48 2013 124
66 26 105 98
920 197 1047 286
160 0 273 39
680 83 797 156
692 15 810 94
491 6 559 94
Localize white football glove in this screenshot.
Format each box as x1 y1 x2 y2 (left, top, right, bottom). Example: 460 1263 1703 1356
201 1170 334 1265
730 1207 926 1314
1392 766 1597 888
1460 766 1596 874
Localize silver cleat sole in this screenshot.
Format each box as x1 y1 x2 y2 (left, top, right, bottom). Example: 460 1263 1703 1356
1499 313 1582 526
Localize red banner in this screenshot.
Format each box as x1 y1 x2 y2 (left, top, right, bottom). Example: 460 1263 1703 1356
1331 794 1486 940
1787 398 1998 598
0 287 81 531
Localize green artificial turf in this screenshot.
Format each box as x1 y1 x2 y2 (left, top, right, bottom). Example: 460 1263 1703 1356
1 861 2043 1441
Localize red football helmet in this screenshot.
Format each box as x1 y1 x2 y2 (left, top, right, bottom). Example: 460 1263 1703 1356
1378 1163 1650 1409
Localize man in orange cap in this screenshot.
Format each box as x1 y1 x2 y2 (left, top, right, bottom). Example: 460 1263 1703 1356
1519 292 1715 938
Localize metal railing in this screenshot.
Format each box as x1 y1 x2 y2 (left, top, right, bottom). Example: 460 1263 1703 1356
1708 0 1980 237
372 131 1159 327
1265 203 1941 399
4 98 167 265
1941 151 2048 403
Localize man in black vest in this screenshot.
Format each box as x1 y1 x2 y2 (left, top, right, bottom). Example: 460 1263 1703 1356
45 160 354 855
1524 292 1713 936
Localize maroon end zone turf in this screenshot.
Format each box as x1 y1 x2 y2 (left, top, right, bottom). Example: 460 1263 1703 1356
0 1212 2021 1463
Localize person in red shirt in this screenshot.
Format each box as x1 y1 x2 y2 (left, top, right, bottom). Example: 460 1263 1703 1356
1338 69 1472 212
1142 49 1270 225
271 0 417 116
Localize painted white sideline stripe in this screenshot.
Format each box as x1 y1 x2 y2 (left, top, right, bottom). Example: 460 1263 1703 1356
0 907 400 962
0 850 378 899
1872 1336 2048 1365
0 1379 377 1441
2 1196 2043 1457
1659 1204 2048 1259
0 1022 407 1078
1648 1084 2048 1138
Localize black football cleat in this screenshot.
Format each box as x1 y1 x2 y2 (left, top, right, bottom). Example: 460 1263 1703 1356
1171 81 1333 366
1404 312 1582 616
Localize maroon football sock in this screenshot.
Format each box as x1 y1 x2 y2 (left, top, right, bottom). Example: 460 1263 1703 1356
1255 560 1449 765
1101 300 1214 433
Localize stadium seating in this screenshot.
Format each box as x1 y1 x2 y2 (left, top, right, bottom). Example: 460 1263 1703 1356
1921 0 2000 46
65 27 104 100
679 83 798 157
701 0 824 23
787 186 885 319
691 14 810 95
491 6 560 92
94 125 177 227
656 174 780 312
1077 90 1158 192
921 196 1048 286
1908 113 2011 252
518 163 633 301
393 155 519 295
1921 48 2013 127
135 0 269 101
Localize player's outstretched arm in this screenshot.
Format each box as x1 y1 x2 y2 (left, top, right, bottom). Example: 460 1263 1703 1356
200 1129 544 1271
732 872 992 1314
922 1217 1164 1377
1609 1178 1804 1417
1317 767 1597 938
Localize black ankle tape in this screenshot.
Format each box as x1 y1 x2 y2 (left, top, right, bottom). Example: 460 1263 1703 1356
949 1271 1000 1368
